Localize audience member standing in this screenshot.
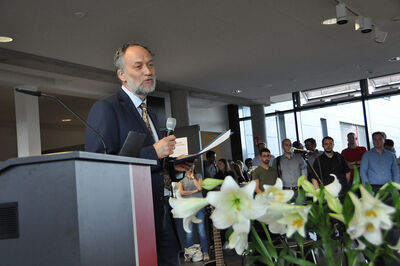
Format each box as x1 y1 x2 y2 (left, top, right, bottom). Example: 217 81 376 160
273 139 307 192
177 165 210 261
312 136 350 196
252 148 279 194
361 132 400 192
341 132 367 181
253 142 275 167
384 139 396 155
214 159 235 180
204 151 218 179
304 138 323 166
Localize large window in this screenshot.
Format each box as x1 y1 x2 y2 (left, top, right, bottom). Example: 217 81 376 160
265 112 297 157
366 94 400 157
239 119 255 160
239 72 400 160
297 102 367 151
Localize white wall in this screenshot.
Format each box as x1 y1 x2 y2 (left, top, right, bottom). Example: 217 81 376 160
189 104 232 160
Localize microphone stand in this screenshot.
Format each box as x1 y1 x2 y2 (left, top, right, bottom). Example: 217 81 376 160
299 152 323 184
15 88 107 154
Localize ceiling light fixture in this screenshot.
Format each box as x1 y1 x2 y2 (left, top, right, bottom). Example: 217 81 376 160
0 36 13 43
322 18 337 25
388 57 400 62
62 119 72 122
336 3 348 25
74 11 86 18
356 16 372 33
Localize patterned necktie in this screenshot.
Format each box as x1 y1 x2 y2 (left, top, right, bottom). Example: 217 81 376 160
140 103 171 190
139 103 156 141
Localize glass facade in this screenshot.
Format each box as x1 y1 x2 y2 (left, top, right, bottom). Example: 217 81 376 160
239 72 400 159
366 94 400 155
297 102 366 152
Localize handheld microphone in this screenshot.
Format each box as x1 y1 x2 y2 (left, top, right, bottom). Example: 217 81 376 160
290 147 312 154
163 117 177 169
15 88 108 154
165 117 176 137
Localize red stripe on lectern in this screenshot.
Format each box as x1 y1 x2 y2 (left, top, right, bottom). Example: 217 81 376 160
131 165 158 266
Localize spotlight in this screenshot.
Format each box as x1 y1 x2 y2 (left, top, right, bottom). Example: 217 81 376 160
374 27 388 43
336 3 348 25
356 16 372 33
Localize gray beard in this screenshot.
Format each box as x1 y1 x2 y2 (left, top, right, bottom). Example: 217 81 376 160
126 77 156 97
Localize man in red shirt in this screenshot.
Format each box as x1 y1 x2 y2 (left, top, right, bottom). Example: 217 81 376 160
341 132 367 181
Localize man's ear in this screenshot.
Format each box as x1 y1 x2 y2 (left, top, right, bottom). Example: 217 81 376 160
117 69 126 83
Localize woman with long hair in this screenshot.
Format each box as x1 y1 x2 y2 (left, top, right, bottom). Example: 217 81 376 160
177 165 210 261
214 158 234 180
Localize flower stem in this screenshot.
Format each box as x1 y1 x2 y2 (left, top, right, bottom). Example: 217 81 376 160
250 225 274 266
260 222 273 245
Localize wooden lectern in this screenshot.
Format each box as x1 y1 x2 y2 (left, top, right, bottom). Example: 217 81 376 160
0 151 157 266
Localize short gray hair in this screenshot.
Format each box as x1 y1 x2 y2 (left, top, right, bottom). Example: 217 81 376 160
113 43 153 72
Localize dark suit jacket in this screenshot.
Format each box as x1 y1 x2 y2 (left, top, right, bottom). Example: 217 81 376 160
85 88 168 247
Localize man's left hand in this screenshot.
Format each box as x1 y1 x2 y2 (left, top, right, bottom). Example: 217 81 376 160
174 155 195 172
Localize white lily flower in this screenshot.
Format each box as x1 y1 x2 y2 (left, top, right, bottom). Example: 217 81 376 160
389 237 400 254
347 186 396 245
324 174 342 198
255 178 294 205
201 178 224 190
257 202 290 235
169 196 209 233
276 204 312 237
206 176 267 234
228 231 248 255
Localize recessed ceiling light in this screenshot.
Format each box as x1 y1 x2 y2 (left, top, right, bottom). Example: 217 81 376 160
0 36 13 43
62 119 72 122
74 11 86 18
389 57 400 62
322 18 337 25
232 89 242 94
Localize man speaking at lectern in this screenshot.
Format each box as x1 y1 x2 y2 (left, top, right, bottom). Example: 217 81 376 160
85 43 188 265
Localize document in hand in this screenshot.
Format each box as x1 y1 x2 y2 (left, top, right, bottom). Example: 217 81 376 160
173 129 231 164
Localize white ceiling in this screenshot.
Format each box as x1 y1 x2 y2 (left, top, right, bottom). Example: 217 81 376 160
0 0 399 105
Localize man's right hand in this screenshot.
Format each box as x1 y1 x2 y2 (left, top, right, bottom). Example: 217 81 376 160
153 135 176 159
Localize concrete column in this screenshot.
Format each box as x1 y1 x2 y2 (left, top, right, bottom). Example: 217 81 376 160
170 90 190 128
250 104 266 153
14 87 42 157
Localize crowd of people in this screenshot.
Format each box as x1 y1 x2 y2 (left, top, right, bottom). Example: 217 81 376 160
245 132 399 196
178 131 400 262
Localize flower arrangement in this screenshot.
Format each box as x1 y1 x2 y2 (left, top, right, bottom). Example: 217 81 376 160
169 167 400 265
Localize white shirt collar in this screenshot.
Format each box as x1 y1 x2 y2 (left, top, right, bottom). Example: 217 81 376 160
121 86 146 108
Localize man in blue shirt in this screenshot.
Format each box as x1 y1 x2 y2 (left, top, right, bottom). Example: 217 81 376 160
361 132 400 191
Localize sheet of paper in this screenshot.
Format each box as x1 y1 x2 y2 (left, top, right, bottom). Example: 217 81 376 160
171 137 188 157
173 129 231 164
199 129 231 154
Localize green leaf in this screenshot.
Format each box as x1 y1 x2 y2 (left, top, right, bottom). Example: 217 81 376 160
351 165 360 192
364 182 373 195
389 183 400 209
342 194 354 226
224 227 233 241
264 241 278 259
296 188 306 205
250 225 274 265
282 255 315 266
